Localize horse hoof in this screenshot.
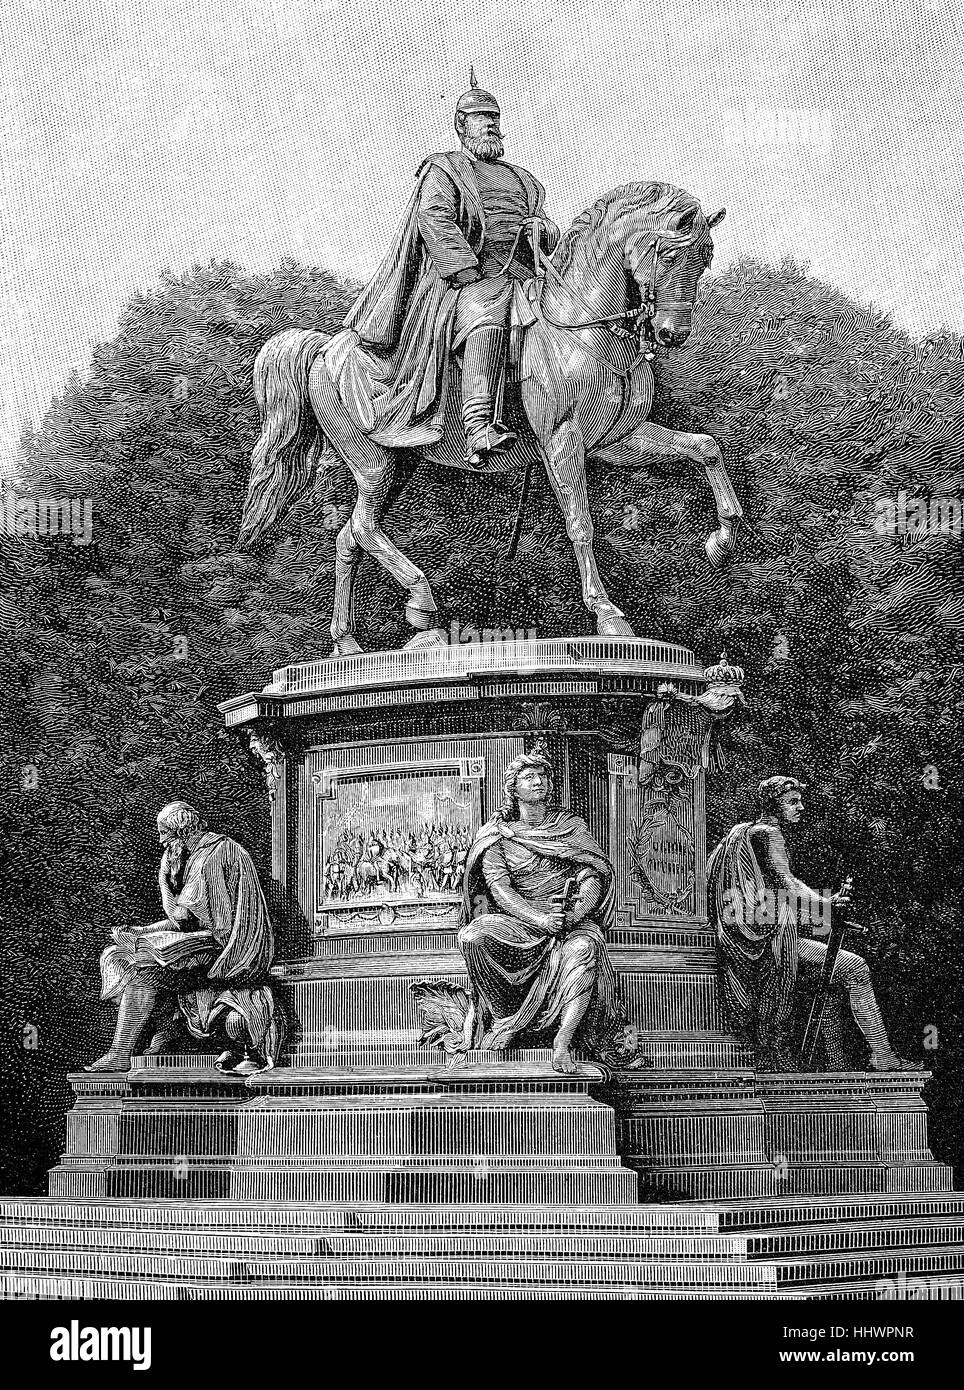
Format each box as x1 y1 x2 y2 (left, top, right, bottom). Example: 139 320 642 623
705 528 732 568
596 612 635 638
403 627 449 650
330 635 364 657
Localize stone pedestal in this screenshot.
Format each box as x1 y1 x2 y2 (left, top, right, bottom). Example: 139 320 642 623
8 639 961 1299
224 637 738 1070
49 1057 637 1205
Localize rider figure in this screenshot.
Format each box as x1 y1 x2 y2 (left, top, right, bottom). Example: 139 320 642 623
343 70 560 466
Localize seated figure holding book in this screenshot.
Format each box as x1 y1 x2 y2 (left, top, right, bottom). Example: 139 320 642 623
85 801 283 1073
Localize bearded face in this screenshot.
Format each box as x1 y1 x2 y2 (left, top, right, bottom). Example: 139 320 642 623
458 111 504 162
165 839 189 888
157 811 202 887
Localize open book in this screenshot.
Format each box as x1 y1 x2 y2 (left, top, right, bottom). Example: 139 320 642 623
117 927 216 969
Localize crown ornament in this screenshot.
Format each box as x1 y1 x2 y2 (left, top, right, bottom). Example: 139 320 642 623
704 650 744 685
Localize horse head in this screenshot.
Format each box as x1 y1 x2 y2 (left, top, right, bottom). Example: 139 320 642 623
622 188 725 349
553 182 725 350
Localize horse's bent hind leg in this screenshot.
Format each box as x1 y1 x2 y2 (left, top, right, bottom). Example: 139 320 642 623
594 421 743 568
335 445 445 652
541 418 635 637
331 520 363 656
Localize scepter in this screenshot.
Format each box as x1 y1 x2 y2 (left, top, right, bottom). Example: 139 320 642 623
799 875 862 1068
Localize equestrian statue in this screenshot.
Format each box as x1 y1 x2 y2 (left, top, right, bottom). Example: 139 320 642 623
239 71 743 654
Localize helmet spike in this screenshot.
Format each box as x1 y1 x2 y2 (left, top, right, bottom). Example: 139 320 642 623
455 69 500 119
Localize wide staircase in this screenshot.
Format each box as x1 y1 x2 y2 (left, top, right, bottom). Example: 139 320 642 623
1 1052 963 1300
3 1192 964 1300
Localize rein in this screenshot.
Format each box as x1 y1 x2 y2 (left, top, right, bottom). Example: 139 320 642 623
499 217 693 381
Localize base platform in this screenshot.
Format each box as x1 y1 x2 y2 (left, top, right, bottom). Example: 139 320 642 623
2 1057 960 1299
9 640 957 1298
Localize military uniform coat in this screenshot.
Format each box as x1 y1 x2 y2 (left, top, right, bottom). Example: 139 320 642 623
342 150 549 446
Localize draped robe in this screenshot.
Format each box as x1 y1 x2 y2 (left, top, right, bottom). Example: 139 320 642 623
336 150 548 447
706 821 799 1054
458 810 632 1056
97 832 283 1066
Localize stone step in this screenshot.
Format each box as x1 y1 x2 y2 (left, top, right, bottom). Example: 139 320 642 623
769 1244 964 1286
7 1218 963 1265
5 1192 962 1299
11 1194 964 1236
0 1272 792 1300
0 1197 717 1232
0 1223 749 1260
690 1193 964 1230
0 1246 781 1289
800 1274 964 1300
746 1214 964 1257
5 1214 962 1265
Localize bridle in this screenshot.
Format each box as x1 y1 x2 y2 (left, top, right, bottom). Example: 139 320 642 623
498 218 698 379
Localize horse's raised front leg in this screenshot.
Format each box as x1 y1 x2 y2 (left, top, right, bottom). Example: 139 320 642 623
331 445 445 655
541 417 635 636
595 421 744 567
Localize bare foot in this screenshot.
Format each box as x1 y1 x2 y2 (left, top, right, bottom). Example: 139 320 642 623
84 1052 131 1072
552 1045 578 1074
868 1053 920 1072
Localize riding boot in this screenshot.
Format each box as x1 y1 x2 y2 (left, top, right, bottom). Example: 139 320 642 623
85 983 158 1071
461 326 517 462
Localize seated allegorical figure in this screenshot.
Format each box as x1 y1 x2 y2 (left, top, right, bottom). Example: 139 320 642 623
86 800 284 1074
457 744 650 1074
707 774 916 1073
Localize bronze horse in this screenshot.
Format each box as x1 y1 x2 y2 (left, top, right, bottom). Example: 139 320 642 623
240 181 742 654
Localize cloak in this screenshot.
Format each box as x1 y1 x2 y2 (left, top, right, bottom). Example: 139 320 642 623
339 151 547 446
706 821 798 1045
96 833 283 1065
458 812 642 1060
461 810 615 929
173 831 275 984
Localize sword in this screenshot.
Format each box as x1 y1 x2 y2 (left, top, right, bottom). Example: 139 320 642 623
799 876 861 1068
553 875 580 934
504 219 545 563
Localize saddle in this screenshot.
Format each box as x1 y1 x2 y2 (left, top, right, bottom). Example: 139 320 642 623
323 282 542 475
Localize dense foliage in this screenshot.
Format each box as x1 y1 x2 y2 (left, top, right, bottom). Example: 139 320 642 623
1 251 961 1189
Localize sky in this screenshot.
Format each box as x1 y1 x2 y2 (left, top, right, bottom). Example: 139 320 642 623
1 0 962 471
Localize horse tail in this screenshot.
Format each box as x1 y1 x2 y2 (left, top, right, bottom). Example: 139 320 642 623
239 328 330 547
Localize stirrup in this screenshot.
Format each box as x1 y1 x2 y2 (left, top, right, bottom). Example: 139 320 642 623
464 422 518 465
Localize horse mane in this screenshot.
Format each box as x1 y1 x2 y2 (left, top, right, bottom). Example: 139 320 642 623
553 181 701 276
